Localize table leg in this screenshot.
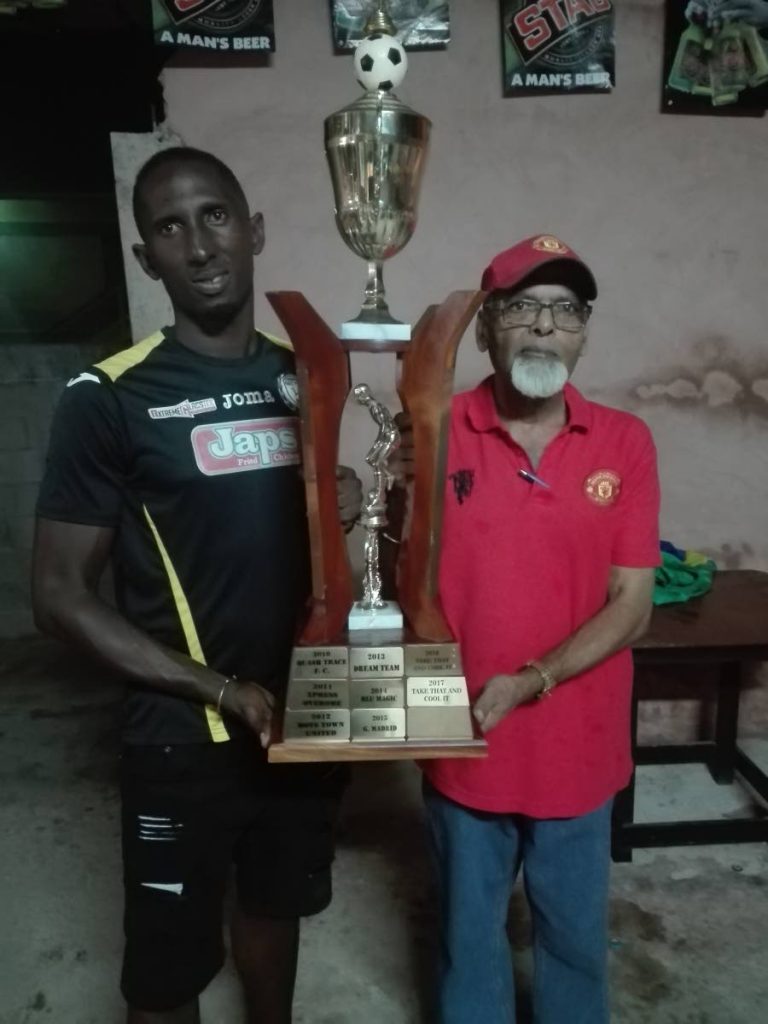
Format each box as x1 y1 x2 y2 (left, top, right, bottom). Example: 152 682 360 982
611 774 635 863
611 687 639 863
710 662 740 785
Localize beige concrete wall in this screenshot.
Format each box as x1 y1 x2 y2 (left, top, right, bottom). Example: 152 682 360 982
116 0 768 576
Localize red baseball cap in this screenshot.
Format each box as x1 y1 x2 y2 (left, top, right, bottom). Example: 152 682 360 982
481 234 597 301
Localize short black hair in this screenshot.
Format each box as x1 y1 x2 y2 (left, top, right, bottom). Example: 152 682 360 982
132 146 249 236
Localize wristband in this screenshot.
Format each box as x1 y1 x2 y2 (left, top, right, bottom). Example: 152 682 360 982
525 660 557 700
216 676 236 715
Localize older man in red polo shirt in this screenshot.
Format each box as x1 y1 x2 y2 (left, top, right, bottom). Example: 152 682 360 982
419 235 660 1024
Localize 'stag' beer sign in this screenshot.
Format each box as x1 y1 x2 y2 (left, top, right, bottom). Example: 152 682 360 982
501 0 615 96
153 0 275 51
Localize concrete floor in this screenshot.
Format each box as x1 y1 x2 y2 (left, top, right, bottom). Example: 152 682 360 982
1 637 767 1024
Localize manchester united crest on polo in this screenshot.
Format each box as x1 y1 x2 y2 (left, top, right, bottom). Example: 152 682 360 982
584 469 621 506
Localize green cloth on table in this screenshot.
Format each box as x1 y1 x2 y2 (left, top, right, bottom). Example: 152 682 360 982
653 550 717 606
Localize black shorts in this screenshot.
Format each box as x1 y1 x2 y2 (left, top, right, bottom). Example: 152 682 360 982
119 740 346 1012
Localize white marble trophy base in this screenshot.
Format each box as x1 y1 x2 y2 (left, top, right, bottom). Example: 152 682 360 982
348 600 404 632
340 320 411 341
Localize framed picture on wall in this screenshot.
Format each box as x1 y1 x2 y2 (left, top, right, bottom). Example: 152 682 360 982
153 0 275 54
330 1 450 52
662 1 768 115
500 0 615 97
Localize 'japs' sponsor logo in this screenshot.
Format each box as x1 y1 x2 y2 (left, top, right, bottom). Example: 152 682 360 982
508 0 612 63
191 417 301 475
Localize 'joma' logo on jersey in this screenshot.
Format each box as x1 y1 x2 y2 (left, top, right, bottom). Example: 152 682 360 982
222 390 275 409
192 417 300 476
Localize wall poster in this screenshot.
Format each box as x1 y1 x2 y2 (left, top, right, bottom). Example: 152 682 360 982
663 1 768 114
500 1 615 97
153 0 275 52
330 1 450 52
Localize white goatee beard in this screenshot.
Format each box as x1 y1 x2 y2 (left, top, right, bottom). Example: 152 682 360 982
510 353 569 399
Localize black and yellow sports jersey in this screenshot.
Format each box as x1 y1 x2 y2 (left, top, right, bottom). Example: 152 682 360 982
37 328 310 745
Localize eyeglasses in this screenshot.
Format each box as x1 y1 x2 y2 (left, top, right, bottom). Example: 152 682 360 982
487 298 591 332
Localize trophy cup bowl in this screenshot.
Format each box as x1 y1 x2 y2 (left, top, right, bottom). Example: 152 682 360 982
325 91 431 340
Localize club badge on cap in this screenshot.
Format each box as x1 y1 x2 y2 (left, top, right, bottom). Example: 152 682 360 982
531 235 570 255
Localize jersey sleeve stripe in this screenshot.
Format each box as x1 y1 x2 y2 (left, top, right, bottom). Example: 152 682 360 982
94 331 166 382
142 504 230 744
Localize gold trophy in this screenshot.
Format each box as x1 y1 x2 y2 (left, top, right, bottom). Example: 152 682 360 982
325 89 430 340
266 2 486 761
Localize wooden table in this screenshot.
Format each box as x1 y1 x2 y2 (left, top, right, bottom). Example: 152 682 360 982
612 570 768 861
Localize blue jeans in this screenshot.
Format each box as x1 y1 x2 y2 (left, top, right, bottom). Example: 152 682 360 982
424 781 612 1024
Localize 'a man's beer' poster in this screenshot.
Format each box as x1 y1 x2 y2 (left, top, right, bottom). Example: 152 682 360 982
330 1 450 52
500 0 615 96
153 0 275 53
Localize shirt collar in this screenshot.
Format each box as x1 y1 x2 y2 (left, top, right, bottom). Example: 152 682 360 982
465 377 592 434
563 382 592 432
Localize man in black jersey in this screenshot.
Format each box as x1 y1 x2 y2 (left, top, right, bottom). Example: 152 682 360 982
32 148 361 1024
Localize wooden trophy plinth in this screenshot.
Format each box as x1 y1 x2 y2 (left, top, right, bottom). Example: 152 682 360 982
265 291 488 763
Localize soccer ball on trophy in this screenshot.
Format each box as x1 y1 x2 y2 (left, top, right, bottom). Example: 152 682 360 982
354 32 408 92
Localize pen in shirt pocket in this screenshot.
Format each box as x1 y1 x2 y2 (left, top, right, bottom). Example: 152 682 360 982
518 468 550 489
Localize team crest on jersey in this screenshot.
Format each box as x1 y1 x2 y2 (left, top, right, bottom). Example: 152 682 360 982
584 469 621 506
148 397 217 420
191 416 301 475
277 373 300 412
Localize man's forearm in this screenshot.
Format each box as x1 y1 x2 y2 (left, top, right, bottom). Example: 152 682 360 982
534 592 651 689
473 567 655 731
36 588 227 707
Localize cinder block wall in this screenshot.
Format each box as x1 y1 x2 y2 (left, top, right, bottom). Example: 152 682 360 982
0 343 112 637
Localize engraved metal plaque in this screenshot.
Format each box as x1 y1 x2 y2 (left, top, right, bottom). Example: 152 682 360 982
407 707 475 741
351 707 406 741
286 678 350 711
290 646 349 679
350 679 405 709
349 645 404 679
345 627 404 646
283 709 351 741
405 643 462 677
406 676 469 707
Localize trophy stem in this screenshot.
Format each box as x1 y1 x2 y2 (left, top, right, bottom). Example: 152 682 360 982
357 259 396 324
340 259 411 341
340 259 410 339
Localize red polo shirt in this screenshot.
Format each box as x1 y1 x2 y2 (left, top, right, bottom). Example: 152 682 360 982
424 378 660 817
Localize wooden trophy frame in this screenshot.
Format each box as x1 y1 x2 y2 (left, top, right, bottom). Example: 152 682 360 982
266 289 485 762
